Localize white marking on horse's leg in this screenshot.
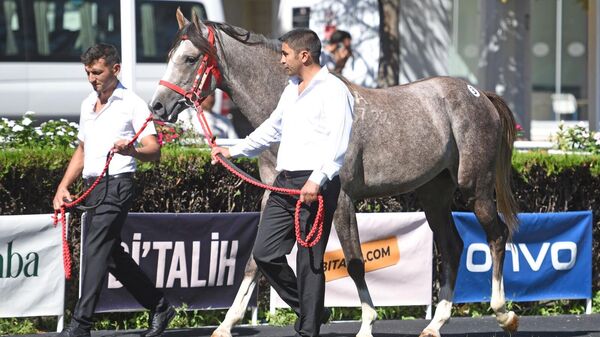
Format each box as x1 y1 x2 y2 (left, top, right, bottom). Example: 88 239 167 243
491 275 519 332
420 300 452 337
211 260 259 337
356 300 377 337
490 276 506 314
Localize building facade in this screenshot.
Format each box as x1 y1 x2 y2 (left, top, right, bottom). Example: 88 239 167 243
223 0 599 140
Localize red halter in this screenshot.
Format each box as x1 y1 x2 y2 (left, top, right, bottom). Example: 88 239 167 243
159 26 222 106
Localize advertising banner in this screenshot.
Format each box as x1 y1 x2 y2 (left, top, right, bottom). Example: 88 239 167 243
0 214 66 317
84 213 260 312
271 212 433 308
453 211 592 303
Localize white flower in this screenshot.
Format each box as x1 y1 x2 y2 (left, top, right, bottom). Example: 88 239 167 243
7 120 15 127
35 129 43 136
24 111 35 116
45 132 53 136
57 131 65 136
68 131 75 136
22 117 32 126
12 125 24 132
60 118 68 122
70 122 79 128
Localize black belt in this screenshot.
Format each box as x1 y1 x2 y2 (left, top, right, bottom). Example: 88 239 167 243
84 172 134 186
279 170 312 178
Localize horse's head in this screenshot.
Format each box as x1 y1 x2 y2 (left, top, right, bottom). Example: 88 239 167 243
149 8 220 122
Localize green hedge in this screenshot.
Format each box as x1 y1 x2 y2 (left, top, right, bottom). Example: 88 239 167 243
1 148 599 332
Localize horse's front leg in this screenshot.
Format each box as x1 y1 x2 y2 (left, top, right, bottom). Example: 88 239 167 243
211 256 259 337
334 191 377 337
213 158 275 337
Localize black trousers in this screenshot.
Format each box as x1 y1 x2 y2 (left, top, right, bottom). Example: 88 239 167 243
253 171 341 337
73 176 164 329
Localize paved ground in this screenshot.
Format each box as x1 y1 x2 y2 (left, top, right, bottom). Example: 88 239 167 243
31 314 600 337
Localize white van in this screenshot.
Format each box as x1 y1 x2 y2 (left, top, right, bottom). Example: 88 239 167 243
0 0 224 120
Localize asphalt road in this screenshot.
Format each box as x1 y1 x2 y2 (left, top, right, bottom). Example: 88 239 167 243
21 314 600 337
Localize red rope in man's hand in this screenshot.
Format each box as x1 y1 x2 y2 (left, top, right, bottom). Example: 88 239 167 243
52 114 154 279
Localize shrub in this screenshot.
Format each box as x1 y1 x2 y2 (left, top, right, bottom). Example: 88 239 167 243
3 146 600 332
554 121 600 154
0 112 78 149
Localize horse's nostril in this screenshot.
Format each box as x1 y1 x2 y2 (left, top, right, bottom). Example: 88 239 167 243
152 102 163 112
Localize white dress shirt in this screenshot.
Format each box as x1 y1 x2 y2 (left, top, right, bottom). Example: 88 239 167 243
78 82 156 179
229 66 354 186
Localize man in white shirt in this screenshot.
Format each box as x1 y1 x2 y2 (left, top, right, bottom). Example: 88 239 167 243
211 29 354 337
52 44 174 337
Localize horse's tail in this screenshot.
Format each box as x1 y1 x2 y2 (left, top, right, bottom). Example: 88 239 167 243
485 91 519 236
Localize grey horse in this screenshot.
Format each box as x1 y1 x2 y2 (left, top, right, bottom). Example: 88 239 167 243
149 9 520 337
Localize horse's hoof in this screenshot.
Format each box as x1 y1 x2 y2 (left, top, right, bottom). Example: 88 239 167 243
500 311 519 333
419 328 440 337
355 331 374 337
210 328 233 337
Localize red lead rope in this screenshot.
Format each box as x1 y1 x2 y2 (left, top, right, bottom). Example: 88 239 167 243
194 98 326 248
52 114 154 279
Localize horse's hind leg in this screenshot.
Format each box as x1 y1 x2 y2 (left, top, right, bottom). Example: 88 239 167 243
472 198 519 332
211 257 259 337
335 191 377 337
415 171 462 337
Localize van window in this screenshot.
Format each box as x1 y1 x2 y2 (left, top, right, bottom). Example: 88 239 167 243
137 1 207 62
0 0 207 62
0 0 25 61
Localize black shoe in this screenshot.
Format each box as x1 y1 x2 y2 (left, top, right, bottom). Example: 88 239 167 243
58 323 91 337
142 306 176 337
321 307 331 324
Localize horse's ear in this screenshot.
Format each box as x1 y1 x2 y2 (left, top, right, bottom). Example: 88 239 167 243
191 8 206 32
176 7 189 30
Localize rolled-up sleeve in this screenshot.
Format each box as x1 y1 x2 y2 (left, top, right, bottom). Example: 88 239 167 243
132 98 156 141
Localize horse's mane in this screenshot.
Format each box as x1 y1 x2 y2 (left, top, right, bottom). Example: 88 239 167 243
205 21 281 52
167 20 280 59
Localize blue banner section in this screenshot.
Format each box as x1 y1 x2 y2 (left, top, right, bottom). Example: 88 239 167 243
82 212 260 312
453 211 592 303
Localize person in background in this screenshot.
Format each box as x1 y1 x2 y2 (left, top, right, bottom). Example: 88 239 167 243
320 29 352 74
52 43 175 337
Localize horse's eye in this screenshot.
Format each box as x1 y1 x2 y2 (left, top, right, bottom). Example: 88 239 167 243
185 56 198 64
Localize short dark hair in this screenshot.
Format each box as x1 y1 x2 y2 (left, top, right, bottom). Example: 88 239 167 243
279 28 321 63
329 30 352 44
80 43 120 66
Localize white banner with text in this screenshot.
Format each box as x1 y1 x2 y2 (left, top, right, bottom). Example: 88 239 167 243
270 212 433 308
0 214 66 317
